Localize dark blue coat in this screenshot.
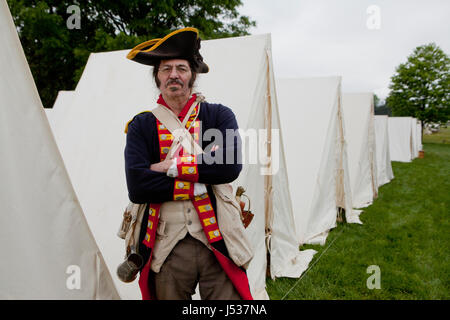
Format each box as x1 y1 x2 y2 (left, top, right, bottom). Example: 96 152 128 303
124 101 243 204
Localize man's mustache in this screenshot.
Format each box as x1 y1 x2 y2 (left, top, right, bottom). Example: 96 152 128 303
165 79 184 87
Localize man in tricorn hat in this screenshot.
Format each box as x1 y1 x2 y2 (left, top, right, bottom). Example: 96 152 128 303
124 28 253 300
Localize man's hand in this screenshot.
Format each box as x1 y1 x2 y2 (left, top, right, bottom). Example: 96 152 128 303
150 158 174 173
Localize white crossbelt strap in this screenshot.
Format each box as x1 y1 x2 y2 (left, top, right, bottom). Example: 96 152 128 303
151 94 205 157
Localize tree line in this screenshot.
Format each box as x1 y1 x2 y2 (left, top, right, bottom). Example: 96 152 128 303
7 0 255 108
8 1 449 127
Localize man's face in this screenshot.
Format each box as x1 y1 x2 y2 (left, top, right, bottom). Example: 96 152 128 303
157 59 192 99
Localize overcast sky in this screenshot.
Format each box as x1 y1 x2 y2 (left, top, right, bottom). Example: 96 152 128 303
239 0 450 100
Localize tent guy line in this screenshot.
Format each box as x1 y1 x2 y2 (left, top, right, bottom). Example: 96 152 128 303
281 224 347 300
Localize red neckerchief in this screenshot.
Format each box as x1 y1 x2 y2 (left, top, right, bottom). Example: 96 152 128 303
157 93 197 122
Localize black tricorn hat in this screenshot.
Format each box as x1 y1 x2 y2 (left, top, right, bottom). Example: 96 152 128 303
126 27 209 73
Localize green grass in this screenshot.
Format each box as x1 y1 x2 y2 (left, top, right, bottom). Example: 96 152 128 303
423 126 450 145
266 142 450 300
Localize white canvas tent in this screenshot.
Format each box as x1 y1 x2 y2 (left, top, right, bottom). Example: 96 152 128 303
46 34 315 299
388 117 414 162
342 93 378 209
416 120 423 152
276 77 360 246
374 115 394 186
0 1 119 299
411 118 418 159
410 117 422 158
46 90 75 134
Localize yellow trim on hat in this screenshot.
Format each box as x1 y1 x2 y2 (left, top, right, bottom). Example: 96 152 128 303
126 39 160 60
124 110 151 134
126 27 199 60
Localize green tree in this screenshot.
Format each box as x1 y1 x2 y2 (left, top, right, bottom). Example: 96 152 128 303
374 94 392 116
7 0 255 108
374 94 380 107
386 43 450 128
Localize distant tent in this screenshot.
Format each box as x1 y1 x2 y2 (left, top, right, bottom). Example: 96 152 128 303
342 93 378 208
416 120 423 152
0 1 119 299
46 91 75 136
410 118 421 159
276 77 360 246
374 116 394 186
388 117 414 162
46 34 314 299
